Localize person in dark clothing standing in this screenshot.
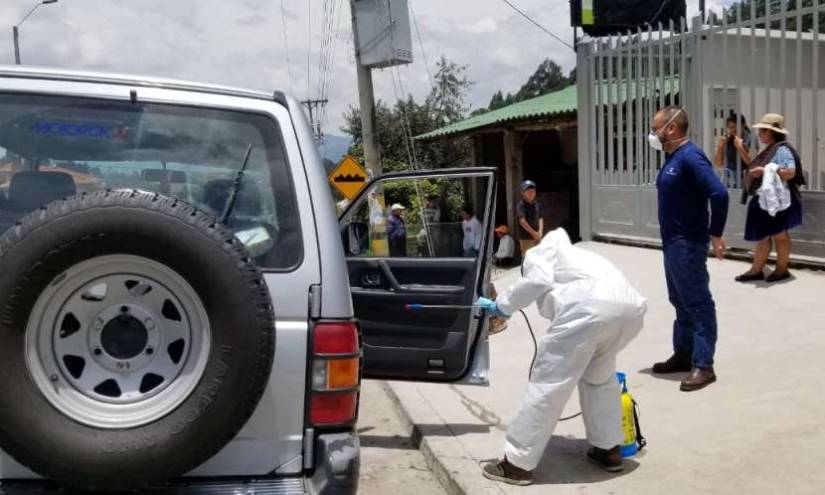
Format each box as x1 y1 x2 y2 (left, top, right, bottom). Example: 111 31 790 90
516 180 543 255
649 106 729 392
387 203 407 257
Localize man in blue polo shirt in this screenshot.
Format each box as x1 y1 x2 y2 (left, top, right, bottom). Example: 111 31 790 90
649 106 729 392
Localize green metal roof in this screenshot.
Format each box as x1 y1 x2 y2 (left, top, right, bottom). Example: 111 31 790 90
416 85 577 141
416 76 680 141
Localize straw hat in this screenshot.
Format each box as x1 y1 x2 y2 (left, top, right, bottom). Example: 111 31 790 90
752 113 789 135
390 203 406 211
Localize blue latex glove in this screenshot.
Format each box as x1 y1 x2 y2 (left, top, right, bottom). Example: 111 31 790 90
475 297 510 318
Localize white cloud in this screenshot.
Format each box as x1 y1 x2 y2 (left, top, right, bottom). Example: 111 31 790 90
462 17 498 34
0 0 709 134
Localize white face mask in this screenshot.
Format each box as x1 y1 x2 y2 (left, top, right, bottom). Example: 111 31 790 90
648 132 664 151
648 109 683 151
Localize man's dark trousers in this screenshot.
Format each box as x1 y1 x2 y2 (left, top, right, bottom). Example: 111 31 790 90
663 238 718 369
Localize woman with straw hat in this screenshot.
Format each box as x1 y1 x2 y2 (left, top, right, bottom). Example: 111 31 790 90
736 113 806 283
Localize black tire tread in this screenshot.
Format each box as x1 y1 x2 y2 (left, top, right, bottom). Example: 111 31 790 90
0 190 275 491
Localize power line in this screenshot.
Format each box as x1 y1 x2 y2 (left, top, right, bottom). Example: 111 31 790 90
499 0 574 50
409 1 434 89
306 1 312 99
319 0 346 130
280 0 295 94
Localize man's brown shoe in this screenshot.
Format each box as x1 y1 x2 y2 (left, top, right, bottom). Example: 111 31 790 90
482 457 533 486
587 446 624 473
652 353 692 374
680 367 717 392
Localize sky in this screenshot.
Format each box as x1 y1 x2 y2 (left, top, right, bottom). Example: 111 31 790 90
0 0 728 136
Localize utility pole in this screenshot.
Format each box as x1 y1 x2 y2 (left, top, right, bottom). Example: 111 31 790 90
13 26 20 65
349 0 382 177
300 98 328 143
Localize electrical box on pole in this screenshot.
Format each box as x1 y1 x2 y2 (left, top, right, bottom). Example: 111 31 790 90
353 0 413 68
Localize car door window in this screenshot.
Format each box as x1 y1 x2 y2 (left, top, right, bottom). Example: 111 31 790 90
342 175 490 260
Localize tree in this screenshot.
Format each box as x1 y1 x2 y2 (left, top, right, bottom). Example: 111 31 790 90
426 56 473 128
723 0 825 32
488 90 506 110
340 55 474 173
479 58 575 113
514 58 569 101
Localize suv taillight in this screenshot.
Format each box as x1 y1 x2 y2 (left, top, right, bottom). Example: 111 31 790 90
309 322 360 426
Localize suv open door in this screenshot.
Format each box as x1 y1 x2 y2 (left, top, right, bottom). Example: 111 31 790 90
339 168 496 385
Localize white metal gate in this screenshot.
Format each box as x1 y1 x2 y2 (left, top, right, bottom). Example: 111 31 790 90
577 1 825 262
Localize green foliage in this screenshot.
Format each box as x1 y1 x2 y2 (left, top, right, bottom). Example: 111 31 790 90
340 55 474 174
481 58 575 113
339 55 475 215
722 0 825 32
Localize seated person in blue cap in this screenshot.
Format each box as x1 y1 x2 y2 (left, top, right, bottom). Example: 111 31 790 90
517 180 543 254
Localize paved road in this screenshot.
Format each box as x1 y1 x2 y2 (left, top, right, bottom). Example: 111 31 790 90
357 380 446 495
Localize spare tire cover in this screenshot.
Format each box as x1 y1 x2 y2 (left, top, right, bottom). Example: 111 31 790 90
0 190 275 491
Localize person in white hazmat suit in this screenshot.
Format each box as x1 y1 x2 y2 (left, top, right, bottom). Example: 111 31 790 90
476 228 647 486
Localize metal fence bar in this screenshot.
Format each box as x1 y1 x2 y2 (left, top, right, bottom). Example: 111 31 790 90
595 41 602 184
669 19 676 104
707 13 716 153
616 36 625 185
680 16 688 114
736 1 745 188
605 36 616 184
796 0 803 171
588 42 599 189
814 0 821 189
626 33 634 186
647 23 655 183
637 28 644 186
780 0 787 118
658 23 665 171
750 0 757 155
765 1 772 112
722 5 730 176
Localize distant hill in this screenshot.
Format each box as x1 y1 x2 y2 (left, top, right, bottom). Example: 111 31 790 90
319 135 352 167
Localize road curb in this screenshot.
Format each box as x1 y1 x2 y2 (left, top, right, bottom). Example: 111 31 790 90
378 381 468 495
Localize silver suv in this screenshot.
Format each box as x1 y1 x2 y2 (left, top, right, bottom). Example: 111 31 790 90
0 67 495 494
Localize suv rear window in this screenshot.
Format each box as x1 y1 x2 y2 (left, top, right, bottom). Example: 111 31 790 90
0 93 302 270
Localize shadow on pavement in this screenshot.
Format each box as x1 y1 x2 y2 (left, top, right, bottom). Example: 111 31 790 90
638 367 688 382
359 423 491 451
531 436 641 485
359 433 419 451
417 423 492 436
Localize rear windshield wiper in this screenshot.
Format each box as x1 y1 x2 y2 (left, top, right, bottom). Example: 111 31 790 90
221 144 253 224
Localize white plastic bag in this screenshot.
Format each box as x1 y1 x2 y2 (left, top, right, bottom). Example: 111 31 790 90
758 163 791 217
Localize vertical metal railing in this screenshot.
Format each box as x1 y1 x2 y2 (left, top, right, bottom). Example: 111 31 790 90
636 28 644 186
813 0 821 189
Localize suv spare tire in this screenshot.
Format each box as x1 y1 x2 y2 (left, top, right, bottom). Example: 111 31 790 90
0 190 275 491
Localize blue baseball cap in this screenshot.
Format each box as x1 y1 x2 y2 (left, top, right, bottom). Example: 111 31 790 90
521 180 537 191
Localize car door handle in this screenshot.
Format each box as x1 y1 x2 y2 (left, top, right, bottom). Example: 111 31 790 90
368 259 404 292
361 273 382 287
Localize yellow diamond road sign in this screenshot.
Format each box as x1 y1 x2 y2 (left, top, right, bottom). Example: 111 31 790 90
329 155 368 200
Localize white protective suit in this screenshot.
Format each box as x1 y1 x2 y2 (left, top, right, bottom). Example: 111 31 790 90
495 228 647 471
